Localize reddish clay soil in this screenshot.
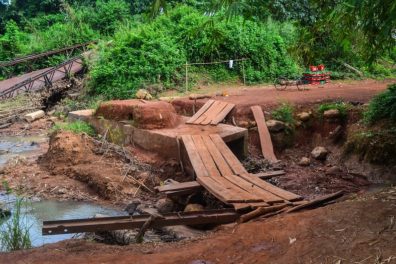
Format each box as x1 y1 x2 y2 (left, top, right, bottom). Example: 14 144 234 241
96 100 181 129
2 188 396 264
172 79 395 117
1 130 179 206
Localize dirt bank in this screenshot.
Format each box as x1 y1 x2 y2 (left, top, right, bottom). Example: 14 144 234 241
2 187 396 264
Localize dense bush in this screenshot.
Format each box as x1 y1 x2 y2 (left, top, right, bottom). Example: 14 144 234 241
89 24 186 99
88 5 300 98
271 103 295 124
364 84 396 124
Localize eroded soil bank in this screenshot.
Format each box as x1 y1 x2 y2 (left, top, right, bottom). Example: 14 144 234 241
2 188 396 264
0 79 395 263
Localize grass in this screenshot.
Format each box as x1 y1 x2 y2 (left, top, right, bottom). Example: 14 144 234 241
0 198 32 251
271 103 295 124
52 120 96 136
317 101 348 118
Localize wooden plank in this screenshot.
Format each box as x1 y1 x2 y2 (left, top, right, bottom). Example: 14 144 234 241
252 170 285 179
156 181 201 193
201 135 233 176
239 173 301 202
192 135 262 202
200 101 228 125
287 191 344 213
202 101 227 125
42 209 239 235
223 174 278 204
191 135 222 178
209 134 247 175
181 135 209 178
197 176 255 203
204 134 281 203
210 103 235 125
193 100 222 124
239 204 288 223
251 105 278 163
186 99 215 124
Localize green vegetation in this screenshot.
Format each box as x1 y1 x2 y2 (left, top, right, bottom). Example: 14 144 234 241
317 102 348 119
271 103 295 124
363 84 396 124
0 0 395 99
0 198 31 252
52 120 95 136
344 127 396 165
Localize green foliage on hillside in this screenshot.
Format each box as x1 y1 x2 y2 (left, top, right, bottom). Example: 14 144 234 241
88 6 300 98
364 84 396 124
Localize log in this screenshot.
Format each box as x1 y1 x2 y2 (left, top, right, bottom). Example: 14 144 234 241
252 170 285 179
287 191 344 213
239 204 288 223
342 62 364 77
24 110 45 122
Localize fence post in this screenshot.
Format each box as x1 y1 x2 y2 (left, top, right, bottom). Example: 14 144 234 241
185 62 188 93
242 60 246 85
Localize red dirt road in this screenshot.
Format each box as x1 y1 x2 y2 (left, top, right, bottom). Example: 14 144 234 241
173 79 395 114
2 192 396 264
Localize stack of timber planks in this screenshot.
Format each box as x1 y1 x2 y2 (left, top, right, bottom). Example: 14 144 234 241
181 134 301 211
186 99 235 125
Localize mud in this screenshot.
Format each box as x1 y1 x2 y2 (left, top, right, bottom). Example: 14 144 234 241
96 100 181 129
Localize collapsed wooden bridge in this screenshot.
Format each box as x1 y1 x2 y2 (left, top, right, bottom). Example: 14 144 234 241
181 134 301 210
42 100 344 236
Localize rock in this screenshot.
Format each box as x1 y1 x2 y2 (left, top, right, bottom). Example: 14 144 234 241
184 203 204 212
237 120 249 128
298 157 311 166
156 198 175 214
297 112 311 121
323 109 340 119
311 146 329 160
135 89 153 100
0 203 11 218
266 120 286 133
125 200 141 215
189 94 212 100
326 166 341 175
24 110 45 122
57 188 67 195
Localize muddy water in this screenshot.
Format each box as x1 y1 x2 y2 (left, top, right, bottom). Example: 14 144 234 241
0 193 127 248
0 134 48 166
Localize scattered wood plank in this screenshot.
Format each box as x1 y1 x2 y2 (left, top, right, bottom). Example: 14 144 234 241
251 105 278 163
186 100 235 125
155 181 201 193
200 101 228 125
181 135 209 178
239 204 289 223
287 191 344 213
209 134 247 175
239 173 300 202
43 209 240 235
210 102 235 125
186 100 214 124
252 170 285 179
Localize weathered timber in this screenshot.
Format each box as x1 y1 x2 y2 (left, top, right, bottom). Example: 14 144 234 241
239 204 289 223
287 191 344 213
252 170 285 179
155 181 201 193
43 209 239 235
186 99 214 124
251 105 278 163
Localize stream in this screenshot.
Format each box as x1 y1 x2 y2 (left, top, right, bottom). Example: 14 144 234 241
0 193 127 248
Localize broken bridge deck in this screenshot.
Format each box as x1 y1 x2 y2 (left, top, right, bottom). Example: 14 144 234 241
181 134 301 210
